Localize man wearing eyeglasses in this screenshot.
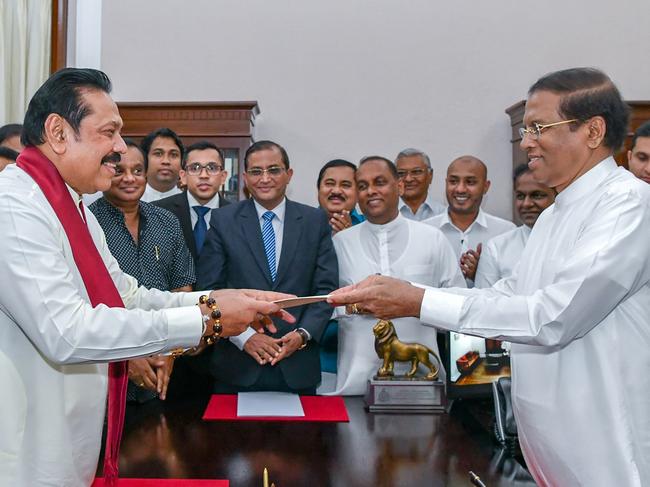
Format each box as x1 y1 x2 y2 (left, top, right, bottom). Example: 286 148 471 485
197 140 338 394
396 148 445 221
329 67 650 486
156 141 230 262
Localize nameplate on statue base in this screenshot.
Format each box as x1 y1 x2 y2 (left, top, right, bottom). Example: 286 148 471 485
365 377 446 413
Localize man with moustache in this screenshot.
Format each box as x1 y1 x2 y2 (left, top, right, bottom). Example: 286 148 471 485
325 156 464 395
140 127 184 202
198 140 338 394
0 68 295 486
475 164 555 287
316 159 364 375
396 148 445 221
156 141 230 261
627 120 650 184
317 158 365 234
425 156 514 286
90 139 195 405
329 67 650 486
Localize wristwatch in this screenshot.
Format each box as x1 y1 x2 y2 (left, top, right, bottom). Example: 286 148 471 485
295 328 309 349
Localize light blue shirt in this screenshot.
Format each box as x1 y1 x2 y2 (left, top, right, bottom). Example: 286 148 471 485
253 197 286 271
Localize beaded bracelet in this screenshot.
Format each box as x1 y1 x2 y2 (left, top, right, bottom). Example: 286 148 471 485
199 294 223 345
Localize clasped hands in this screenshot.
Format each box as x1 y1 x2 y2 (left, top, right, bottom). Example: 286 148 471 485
128 355 175 400
460 243 482 281
129 288 298 399
203 288 303 366
243 330 304 365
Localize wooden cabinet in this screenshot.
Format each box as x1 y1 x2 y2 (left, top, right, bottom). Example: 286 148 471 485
117 102 260 202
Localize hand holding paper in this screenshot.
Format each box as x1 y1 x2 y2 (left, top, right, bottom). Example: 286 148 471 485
327 275 425 320
208 289 297 335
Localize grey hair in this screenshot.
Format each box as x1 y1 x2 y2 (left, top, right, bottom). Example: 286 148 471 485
395 148 431 168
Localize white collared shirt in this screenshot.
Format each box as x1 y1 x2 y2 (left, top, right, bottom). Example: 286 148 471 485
398 196 446 221
187 191 221 230
418 157 650 486
474 224 531 288
424 208 516 259
141 184 181 203
0 164 204 486
324 215 466 395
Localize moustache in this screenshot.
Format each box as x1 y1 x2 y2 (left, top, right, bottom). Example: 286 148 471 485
101 152 121 165
328 194 346 200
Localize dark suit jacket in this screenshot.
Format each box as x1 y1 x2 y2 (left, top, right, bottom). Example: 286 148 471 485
154 191 230 399
155 191 230 261
196 198 338 390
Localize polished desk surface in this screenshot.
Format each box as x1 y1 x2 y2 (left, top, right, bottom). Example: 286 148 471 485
106 397 534 487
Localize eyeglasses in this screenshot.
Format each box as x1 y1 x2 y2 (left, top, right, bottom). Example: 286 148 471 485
519 119 578 140
245 166 286 178
186 162 223 176
397 168 431 179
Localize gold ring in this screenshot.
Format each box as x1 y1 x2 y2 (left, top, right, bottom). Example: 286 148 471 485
351 303 359 314
138 382 145 387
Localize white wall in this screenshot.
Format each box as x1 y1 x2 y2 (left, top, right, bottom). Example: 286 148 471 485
100 0 650 218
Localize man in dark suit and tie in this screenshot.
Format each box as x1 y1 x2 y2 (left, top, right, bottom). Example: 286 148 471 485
156 141 230 399
197 140 338 394
156 141 230 262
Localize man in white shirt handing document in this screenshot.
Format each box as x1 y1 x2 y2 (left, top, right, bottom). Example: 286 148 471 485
0 68 294 487
329 67 650 487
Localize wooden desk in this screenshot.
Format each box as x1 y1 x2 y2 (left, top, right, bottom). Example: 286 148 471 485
105 397 533 486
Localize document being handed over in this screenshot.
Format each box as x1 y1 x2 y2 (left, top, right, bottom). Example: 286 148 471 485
272 295 330 309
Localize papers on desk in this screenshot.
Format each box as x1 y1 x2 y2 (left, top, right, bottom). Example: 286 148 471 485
237 391 305 417
203 394 349 422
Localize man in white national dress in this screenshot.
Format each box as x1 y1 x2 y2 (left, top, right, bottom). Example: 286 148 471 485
324 155 464 395
328 67 650 486
0 68 294 487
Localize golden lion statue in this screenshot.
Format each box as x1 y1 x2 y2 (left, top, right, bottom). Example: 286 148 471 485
373 320 440 381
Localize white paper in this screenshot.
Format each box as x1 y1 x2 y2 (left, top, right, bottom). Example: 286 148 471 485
273 295 330 309
237 391 305 417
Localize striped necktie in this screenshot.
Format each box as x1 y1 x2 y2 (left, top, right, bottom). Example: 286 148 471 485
261 211 277 282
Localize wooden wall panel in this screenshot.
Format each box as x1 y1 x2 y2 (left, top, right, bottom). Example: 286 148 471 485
50 0 68 73
117 102 260 201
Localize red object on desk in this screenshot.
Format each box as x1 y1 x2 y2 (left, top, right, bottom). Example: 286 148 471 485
92 480 228 486
202 394 350 422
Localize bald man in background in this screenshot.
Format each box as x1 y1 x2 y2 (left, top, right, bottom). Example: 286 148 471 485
424 156 514 286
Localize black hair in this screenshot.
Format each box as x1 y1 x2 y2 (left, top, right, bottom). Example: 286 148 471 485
528 67 629 151
0 123 22 145
140 127 185 169
183 140 225 169
0 146 19 162
513 163 531 183
316 159 357 188
631 120 650 151
21 68 112 147
358 155 399 179
244 140 289 170
122 137 146 164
